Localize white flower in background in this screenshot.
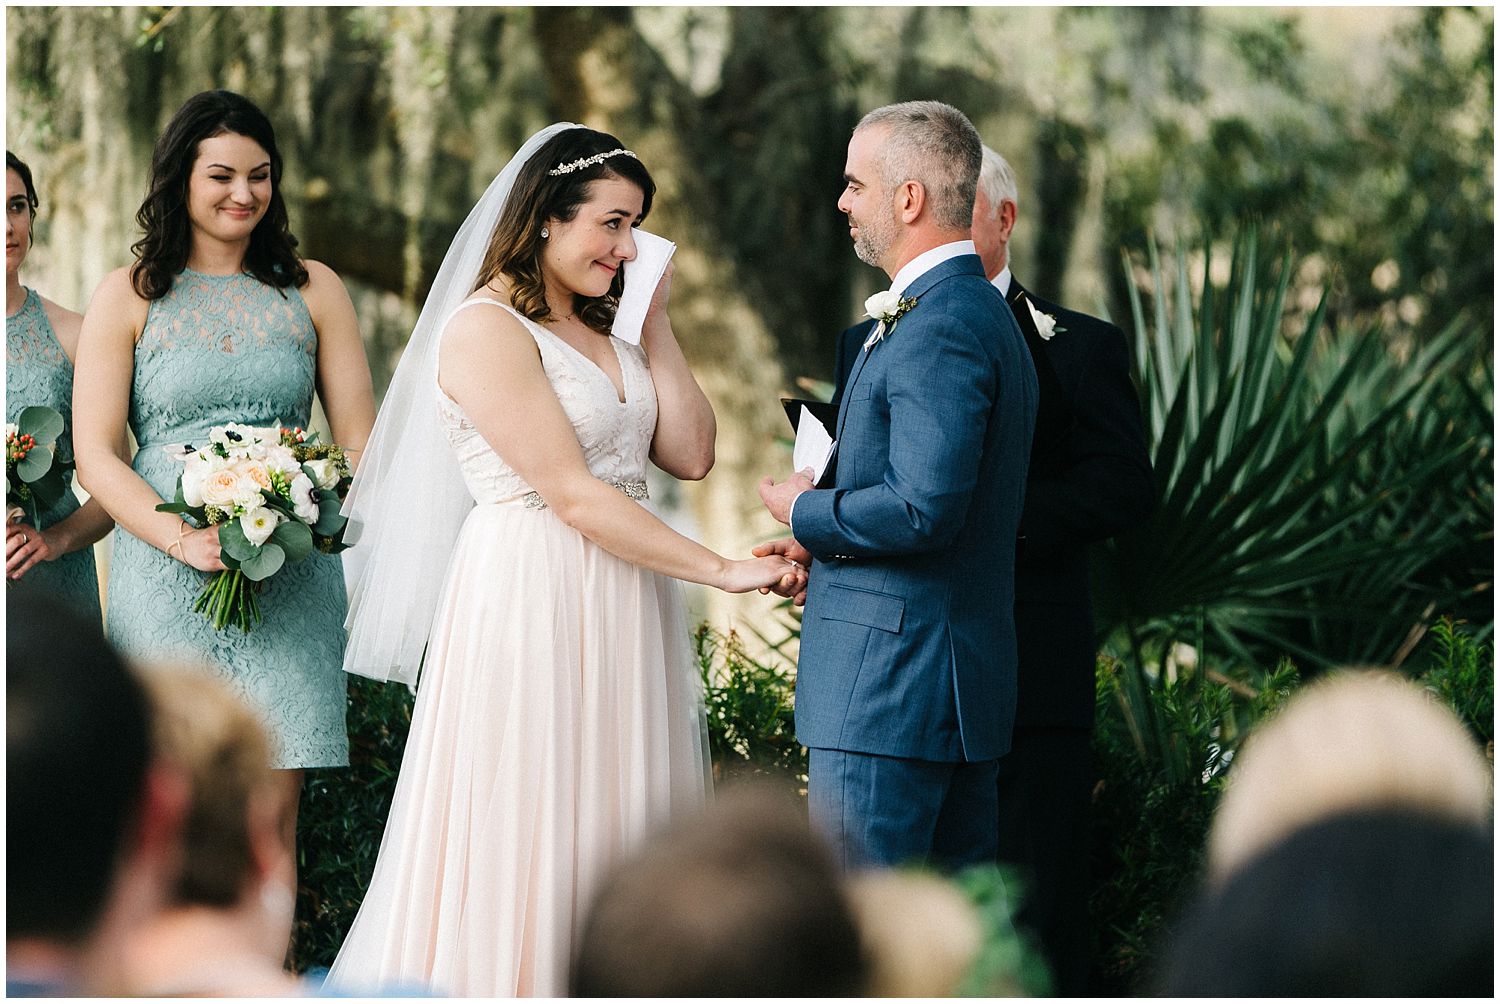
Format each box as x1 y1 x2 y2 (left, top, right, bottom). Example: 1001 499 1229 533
6 423 19 438
303 458 342 490
240 507 281 546
864 289 902 322
289 472 319 524
1022 296 1062 341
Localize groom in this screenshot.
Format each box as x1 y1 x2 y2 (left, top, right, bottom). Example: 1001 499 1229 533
759 101 1038 869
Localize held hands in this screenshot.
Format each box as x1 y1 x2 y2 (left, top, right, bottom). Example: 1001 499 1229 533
719 553 807 596
7 522 57 580
758 468 816 526
753 538 812 606
174 524 228 573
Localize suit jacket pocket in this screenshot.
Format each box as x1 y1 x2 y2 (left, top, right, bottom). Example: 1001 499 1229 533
817 583 905 634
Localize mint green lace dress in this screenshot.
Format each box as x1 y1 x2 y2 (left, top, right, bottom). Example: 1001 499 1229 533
106 270 349 768
5 288 102 619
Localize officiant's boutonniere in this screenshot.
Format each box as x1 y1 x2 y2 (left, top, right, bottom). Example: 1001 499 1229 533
1021 295 1065 341
863 289 919 349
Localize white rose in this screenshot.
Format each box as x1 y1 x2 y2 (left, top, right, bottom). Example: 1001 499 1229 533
303 458 342 490
864 289 902 322
200 467 246 509
240 507 281 547
289 472 319 524
6 423 18 438
232 461 273 509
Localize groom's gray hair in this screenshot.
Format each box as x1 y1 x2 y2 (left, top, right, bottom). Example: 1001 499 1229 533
856 101 982 230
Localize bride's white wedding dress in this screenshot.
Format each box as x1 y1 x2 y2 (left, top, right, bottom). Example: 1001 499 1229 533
327 299 709 996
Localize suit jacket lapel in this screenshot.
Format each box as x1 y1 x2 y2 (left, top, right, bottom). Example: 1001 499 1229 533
1007 279 1070 460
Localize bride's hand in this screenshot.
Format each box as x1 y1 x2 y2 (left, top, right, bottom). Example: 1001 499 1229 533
718 554 805 595
644 260 675 327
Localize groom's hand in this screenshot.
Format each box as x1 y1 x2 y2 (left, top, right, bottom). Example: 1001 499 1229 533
758 469 815 526
753 538 812 606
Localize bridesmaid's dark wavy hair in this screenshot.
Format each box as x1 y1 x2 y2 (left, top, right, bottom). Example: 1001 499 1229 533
130 90 307 301
6 152 40 239
473 128 656 336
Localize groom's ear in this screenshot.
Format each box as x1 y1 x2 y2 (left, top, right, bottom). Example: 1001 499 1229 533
894 180 926 225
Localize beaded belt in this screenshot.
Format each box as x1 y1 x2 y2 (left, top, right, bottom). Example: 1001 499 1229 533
519 478 648 510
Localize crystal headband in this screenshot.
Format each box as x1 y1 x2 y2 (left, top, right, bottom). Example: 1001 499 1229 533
547 148 639 176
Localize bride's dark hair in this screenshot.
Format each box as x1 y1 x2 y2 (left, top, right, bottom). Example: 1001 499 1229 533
473 127 656 335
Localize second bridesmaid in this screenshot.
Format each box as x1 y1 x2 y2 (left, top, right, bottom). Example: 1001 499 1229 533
73 90 376 821
6 150 113 614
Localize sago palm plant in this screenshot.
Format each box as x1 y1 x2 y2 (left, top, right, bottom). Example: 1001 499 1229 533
1095 230 1489 680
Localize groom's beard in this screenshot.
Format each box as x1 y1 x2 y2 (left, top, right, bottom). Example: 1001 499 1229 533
850 210 897 269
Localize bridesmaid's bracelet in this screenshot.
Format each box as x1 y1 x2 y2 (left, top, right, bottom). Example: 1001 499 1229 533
166 524 188 562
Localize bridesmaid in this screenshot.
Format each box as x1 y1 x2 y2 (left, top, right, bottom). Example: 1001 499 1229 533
5 151 113 614
73 91 376 825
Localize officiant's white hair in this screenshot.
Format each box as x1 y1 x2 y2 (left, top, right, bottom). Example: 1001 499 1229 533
977 145 1019 218
856 101 981 230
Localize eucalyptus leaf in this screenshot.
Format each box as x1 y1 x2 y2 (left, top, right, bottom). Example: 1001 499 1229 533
271 519 315 562
17 405 64 445
217 518 259 562
240 542 285 581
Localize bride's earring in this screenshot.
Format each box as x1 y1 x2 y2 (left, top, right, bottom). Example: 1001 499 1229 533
540 227 550 239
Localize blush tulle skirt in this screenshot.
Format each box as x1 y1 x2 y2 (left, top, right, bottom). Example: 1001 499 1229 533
326 503 710 996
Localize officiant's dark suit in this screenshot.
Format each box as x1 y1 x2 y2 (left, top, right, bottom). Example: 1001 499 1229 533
831 149 1154 995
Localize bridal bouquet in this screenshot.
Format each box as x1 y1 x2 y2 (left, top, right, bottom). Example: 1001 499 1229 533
156 423 352 632
6 405 70 526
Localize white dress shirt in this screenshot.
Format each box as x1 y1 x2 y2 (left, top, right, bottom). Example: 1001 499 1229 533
991 265 1012 299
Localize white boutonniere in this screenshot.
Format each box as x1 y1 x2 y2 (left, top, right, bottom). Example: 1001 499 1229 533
863 289 919 349
1021 295 1065 341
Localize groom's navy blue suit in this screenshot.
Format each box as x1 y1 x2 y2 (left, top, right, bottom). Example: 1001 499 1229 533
792 251 1038 868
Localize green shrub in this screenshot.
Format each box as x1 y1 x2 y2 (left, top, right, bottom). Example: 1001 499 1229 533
1418 617 1494 747
694 623 807 788
1089 650 1297 993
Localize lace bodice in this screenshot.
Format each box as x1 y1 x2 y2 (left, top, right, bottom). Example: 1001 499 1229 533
436 299 658 506
131 270 318 450
6 287 78 517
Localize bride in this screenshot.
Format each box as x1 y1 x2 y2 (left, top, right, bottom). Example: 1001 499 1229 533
326 124 799 996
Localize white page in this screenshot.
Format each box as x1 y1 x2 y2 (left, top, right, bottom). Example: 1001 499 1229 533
792 405 836 483
611 229 676 345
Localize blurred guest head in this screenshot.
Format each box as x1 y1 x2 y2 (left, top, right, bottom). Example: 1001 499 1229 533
570 784 867 996
1207 669 1491 881
7 592 185 995
121 667 302 996
1158 808 1493 996
847 869 988 996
